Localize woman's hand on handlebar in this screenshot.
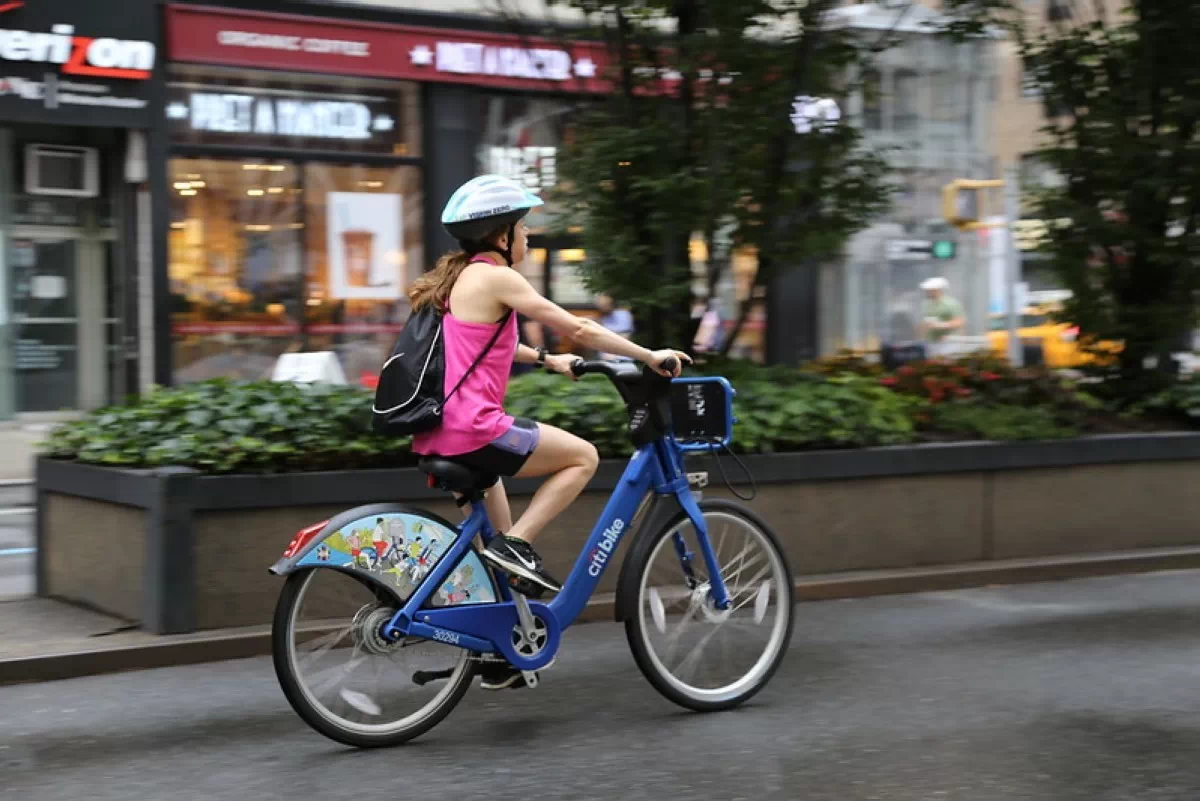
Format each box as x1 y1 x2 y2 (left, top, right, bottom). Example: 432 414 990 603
545 352 583 381
645 349 692 377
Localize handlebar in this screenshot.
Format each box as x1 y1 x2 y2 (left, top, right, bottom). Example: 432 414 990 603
570 357 679 380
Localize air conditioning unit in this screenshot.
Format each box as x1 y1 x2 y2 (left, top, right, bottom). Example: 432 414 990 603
24 144 100 198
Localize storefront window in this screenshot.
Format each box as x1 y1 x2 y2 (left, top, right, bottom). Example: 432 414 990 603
547 248 591 307
475 93 582 235
169 159 304 382
303 163 423 383
167 68 422 384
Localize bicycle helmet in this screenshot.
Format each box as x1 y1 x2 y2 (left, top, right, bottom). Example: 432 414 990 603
441 175 543 265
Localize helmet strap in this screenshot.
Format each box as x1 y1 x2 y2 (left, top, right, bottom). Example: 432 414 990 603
457 222 517 266
500 223 517 266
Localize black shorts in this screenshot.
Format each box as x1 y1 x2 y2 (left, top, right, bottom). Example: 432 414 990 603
452 418 541 478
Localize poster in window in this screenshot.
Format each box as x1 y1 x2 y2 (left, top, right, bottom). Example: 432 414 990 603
327 192 404 300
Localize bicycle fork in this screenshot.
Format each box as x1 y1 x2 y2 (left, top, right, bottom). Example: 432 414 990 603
673 478 731 610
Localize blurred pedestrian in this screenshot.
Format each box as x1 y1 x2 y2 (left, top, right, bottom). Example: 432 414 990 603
692 296 724 354
920 276 965 357
595 293 635 360
512 314 550 376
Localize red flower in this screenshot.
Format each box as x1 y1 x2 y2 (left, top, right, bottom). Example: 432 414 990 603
898 366 915 376
980 371 1001 381
955 387 972 398
880 377 898 387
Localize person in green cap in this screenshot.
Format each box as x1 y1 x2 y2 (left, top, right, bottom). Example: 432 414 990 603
920 276 965 357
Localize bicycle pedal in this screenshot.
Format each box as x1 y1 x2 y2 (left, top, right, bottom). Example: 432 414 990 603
411 668 455 686
508 576 546 599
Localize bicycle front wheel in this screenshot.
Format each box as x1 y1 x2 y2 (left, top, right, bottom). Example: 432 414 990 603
624 500 794 712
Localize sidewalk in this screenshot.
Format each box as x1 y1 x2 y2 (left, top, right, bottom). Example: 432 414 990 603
0 597 274 685
0 424 50 480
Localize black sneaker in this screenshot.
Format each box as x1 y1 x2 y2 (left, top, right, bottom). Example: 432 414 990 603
481 536 562 594
478 657 556 691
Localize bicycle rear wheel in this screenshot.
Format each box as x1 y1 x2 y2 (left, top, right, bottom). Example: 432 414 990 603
623 499 794 712
272 567 474 748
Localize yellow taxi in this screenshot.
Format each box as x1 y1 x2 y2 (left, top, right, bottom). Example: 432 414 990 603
987 296 1121 368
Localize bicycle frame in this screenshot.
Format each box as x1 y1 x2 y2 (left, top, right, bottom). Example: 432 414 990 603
385 436 732 672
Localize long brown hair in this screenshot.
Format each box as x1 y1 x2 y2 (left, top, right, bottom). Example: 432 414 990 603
408 250 472 313
408 225 508 312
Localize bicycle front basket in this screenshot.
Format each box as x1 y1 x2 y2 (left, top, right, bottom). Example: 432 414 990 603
668 377 736 451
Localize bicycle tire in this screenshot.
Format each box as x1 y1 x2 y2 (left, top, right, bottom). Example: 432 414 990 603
272 568 476 748
622 499 794 712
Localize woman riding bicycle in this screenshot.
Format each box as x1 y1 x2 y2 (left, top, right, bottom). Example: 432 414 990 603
409 175 689 616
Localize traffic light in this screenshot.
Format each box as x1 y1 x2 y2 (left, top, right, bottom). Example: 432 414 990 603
942 179 1004 230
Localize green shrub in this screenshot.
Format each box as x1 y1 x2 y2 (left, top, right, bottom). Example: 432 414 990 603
924 402 1079 441
1132 377 1200 423
39 356 1189 475
732 375 919 452
42 379 412 474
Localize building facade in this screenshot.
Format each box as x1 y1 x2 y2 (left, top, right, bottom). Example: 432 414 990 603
820 2 999 356
0 0 635 420
0 0 162 420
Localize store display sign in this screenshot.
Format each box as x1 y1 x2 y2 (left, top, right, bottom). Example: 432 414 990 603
167 5 608 94
486 146 557 193
167 84 402 153
326 192 404 300
0 0 158 127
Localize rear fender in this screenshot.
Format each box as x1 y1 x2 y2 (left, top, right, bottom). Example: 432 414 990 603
268 503 498 609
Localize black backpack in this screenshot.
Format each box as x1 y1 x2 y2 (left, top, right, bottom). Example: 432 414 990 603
371 306 512 436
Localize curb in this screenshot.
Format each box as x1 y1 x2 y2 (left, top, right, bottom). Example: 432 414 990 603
4 546 1200 686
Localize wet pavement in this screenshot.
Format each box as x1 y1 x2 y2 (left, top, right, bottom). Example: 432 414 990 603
4 570 1200 800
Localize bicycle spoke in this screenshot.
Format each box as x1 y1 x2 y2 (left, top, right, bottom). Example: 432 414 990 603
281 566 473 743
635 508 791 704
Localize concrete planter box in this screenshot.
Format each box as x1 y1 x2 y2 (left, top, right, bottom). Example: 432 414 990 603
36 433 1200 634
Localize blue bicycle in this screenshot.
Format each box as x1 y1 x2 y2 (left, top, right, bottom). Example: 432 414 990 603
269 359 794 748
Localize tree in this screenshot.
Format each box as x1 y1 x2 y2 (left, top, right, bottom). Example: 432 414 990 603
1016 0 1200 398
510 0 893 353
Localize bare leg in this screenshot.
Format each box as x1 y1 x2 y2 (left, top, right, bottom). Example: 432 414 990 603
505 424 598 545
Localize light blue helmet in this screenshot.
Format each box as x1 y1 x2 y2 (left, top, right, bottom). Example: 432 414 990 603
440 174 543 243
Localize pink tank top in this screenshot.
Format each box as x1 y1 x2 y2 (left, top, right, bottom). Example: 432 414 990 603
411 262 518 457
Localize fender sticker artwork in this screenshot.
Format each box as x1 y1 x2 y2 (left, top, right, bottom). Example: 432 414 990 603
297 513 495 606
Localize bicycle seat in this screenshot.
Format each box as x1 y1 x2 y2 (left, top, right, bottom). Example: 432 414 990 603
418 457 498 494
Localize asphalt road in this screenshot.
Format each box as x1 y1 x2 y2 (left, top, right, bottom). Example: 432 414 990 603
4 570 1200 801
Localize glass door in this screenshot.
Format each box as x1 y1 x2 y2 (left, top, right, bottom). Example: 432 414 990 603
8 235 79 412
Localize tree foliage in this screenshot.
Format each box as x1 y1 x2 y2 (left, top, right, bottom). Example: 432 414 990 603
1018 0 1200 398
531 0 894 350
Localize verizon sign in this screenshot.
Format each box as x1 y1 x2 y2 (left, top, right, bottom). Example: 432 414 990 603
0 0 159 126
0 6 155 80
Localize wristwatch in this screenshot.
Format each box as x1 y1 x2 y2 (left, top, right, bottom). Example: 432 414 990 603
535 346 548 369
